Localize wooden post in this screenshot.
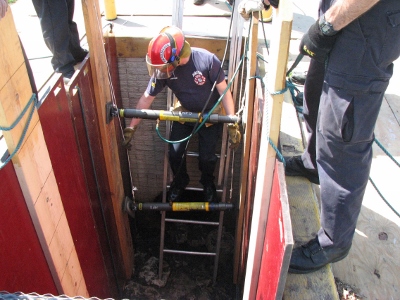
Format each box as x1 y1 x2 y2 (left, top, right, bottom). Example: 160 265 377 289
242 1 293 298
0 9 88 297
233 10 258 284
81 0 134 279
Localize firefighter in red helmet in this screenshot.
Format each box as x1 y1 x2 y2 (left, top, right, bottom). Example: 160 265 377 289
123 26 240 203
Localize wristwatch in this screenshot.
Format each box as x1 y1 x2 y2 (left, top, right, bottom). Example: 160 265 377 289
319 14 339 36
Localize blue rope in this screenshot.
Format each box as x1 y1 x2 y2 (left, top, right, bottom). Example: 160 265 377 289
0 291 115 300
269 137 285 167
374 137 400 168
0 93 36 131
0 94 37 170
369 176 400 218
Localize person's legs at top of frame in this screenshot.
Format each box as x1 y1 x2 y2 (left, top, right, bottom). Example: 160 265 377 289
31 0 88 83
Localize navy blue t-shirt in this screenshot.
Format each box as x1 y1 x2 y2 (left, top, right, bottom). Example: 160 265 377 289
146 47 226 113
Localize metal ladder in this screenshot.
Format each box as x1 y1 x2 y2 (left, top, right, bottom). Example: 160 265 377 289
158 93 232 284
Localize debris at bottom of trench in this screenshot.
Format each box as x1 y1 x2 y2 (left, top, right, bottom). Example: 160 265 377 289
123 208 237 300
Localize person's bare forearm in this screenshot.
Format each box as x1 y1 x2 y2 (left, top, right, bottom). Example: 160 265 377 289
128 92 155 127
325 0 380 31
217 81 235 116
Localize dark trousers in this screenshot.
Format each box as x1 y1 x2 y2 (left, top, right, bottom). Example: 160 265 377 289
301 58 325 171
31 0 83 74
311 0 400 249
168 121 222 188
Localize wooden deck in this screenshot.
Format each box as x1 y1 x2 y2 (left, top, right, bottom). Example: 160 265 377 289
9 0 400 298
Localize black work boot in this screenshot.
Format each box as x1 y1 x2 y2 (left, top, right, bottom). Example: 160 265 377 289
168 182 186 202
203 184 217 202
289 237 351 274
284 155 319 184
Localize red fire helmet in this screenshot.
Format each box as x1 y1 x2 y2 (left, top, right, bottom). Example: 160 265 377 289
146 26 186 79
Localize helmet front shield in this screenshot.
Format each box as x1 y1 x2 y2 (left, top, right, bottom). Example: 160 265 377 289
146 54 177 79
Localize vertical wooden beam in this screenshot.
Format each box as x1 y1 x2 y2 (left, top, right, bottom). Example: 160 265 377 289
242 1 293 299
80 0 134 279
0 9 88 296
233 11 258 284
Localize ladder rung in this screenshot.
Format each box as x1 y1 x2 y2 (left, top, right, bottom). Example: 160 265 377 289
163 249 216 256
165 218 219 226
186 151 221 158
167 185 223 193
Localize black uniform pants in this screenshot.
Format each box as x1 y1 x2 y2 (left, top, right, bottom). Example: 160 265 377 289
168 121 222 189
304 0 400 249
32 0 83 74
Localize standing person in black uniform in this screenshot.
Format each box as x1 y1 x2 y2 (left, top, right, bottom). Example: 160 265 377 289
281 0 400 273
240 0 400 273
31 0 88 83
122 26 240 203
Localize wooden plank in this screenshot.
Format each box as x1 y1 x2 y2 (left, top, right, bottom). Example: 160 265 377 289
38 75 114 298
67 61 121 296
0 9 24 91
235 78 263 285
115 35 229 60
242 1 293 298
81 0 134 279
234 10 259 286
0 9 88 297
104 29 133 201
256 161 293 299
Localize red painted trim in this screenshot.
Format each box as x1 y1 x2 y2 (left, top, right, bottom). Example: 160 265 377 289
38 73 114 298
0 158 57 294
256 161 292 299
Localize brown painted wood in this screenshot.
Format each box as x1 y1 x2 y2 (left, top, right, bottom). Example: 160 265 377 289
237 78 264 289
114 35 230 60
81 0 134 279
38 74 115 298
233 11 259 288
66 60 121 296
104 29 133 200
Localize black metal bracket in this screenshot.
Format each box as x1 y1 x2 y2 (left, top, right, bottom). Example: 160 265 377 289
105 101 118 124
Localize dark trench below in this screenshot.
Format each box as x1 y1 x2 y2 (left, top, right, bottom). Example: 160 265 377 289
123 190 239 300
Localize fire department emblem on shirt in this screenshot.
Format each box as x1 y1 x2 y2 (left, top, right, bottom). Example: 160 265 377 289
193 71 206 85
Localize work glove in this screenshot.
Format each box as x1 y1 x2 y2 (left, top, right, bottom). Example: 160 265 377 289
227 123 241 150
299 17 339 64
122 126 137 150
238 0 264 21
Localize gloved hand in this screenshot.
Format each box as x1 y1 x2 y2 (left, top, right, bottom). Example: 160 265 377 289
238 0 264 21
122 126 137 150
227 123 241 150
299 17 339 63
